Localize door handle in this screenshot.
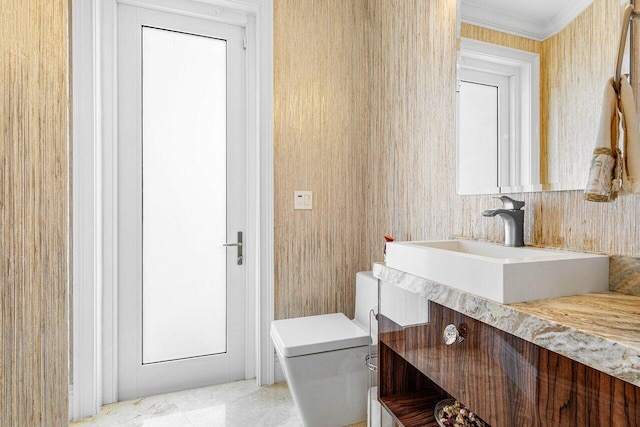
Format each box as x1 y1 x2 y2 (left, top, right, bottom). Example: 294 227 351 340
223 231 243 265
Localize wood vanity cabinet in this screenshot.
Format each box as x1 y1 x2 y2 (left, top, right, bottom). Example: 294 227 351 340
378 301 640 426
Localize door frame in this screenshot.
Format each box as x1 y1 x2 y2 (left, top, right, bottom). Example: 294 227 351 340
71 0 274 419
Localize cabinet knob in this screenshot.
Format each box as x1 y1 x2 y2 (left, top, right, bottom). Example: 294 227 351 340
443 323 467 345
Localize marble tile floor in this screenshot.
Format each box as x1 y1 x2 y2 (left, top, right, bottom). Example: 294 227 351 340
70 380 368 427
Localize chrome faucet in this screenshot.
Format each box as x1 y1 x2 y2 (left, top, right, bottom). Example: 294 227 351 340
482 196 525 247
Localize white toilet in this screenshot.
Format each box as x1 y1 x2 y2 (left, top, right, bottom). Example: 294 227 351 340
270 271 378 427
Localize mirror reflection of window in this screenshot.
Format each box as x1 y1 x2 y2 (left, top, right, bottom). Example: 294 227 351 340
456 38 540 195
457 73 507 194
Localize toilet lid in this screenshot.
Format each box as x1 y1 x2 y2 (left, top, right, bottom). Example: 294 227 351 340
270 313 370 357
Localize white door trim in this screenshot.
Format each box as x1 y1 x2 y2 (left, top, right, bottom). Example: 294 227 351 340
71 0 103 419
71 0 273 418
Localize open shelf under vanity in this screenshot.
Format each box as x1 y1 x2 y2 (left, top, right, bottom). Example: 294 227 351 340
377 333 449 427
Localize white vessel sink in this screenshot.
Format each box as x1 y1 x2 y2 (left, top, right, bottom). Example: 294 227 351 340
385 240 609 304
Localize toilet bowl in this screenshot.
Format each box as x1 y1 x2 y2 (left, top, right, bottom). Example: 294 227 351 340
270 271 378 427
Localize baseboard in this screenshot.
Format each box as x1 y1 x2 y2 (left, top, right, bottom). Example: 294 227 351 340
274 355 285 383
69 384 74 421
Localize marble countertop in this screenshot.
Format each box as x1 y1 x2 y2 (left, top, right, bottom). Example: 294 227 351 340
373 262 640 387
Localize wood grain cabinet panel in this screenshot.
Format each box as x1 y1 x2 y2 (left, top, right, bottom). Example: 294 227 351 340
379 302 640 426
378 340 446 427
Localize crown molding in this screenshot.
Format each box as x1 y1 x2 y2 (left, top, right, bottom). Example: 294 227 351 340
461 0 594 41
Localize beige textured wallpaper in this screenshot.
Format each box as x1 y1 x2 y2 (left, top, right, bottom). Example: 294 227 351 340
275 0 640 321
274 0 370 319
460 23 541 53
540 0 619 187
365 0 459 259
0 0 70 425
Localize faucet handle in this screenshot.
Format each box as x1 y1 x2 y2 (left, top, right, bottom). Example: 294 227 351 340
494 196 525 210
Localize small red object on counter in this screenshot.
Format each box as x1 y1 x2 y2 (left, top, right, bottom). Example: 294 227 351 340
383 235 395 261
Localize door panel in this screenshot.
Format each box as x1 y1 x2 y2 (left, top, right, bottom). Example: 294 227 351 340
117 5 247 399
141 26 228 365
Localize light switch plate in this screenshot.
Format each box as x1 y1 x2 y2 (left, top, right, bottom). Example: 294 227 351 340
294 191 312 210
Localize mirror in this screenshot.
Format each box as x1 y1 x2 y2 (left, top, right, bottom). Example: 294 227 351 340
456 0 621 194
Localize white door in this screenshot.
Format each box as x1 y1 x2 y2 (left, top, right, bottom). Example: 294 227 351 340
117 4 247 400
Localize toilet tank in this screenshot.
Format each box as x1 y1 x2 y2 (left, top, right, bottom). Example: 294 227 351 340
354 271 378 335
